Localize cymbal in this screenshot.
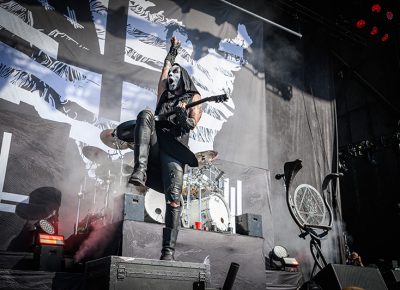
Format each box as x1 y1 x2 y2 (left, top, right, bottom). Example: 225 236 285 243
122 151 135 165
195 150 218 165
121 163 134 176
82 146 110 164
100 129 130 150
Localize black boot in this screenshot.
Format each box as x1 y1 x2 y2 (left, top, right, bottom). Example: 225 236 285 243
160 227 179 261
128 111 153 187
160 204 181 261
128 144 149 187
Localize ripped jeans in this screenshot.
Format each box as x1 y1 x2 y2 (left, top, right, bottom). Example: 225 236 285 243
159 151 183 229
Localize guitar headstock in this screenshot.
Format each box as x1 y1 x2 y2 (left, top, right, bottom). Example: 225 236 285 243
210 94 228 103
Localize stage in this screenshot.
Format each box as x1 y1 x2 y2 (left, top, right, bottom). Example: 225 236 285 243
0 220 304 290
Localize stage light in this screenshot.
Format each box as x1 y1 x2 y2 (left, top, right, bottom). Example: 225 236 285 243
386 11 394 20
283 257 300 272
35 212 59 235
34 234 65 271
268 245 299 271
39 219 55 234
381 33 389 42
370 26 379 35
272 245 288 259
372 4 381 13
37 234 65 246
356 19 366 29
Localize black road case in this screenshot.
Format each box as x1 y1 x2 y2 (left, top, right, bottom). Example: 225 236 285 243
84 255 211 290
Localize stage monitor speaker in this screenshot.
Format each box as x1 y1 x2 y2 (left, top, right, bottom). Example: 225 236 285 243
383 269 400 290
113 193 144 222
313 264 388 290
235 213 263 238
34 245 64 272
386 269 400 283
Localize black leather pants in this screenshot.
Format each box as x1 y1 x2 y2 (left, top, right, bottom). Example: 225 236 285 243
134 109 183 224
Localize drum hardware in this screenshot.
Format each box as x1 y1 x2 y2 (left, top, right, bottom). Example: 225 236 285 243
181 193 231 232
122 151 135 166
80 136 134 229
82 146 111 165
118 162 133 186
103 173 113 210
195 150 218 166
183 163 224 199
181 153 227 231
144 189 166 224
100 128 130 150
76 212 105 234
97 178 116 226
183 167 193 227
95 165 117 180
119 163 133 176
74 185 85 235
198 184 203 226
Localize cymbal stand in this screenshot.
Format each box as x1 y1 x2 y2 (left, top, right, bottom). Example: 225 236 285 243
92 182 97 211
112 135 125 187
99 170 114 225
104 170 112 209
117 155 124 187
198 182 202 226
185 167 193 227
74 185 84 235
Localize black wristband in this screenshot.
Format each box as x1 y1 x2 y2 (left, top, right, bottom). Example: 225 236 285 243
169 45 179 57
164 44 179 65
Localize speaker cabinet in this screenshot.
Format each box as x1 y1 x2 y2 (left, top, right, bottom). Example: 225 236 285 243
34 245 64 271
113 193 144 222
313 264 388 290
383 269 400 290
235 213 263 237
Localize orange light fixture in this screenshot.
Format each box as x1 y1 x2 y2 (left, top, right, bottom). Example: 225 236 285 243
38 234 65 246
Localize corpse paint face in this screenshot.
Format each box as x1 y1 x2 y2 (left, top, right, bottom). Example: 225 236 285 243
167 65 182 91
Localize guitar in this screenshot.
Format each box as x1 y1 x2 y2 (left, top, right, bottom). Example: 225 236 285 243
154 93 228 121
116 94 228 143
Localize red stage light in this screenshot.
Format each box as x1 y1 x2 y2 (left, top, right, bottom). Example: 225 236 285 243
370 26 379 35
38 233 65 246
381 33 389 42
386 11 394 20
371 4 381 13
356 19 366 29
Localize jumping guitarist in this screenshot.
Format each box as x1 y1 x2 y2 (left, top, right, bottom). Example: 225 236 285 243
128 36 202 261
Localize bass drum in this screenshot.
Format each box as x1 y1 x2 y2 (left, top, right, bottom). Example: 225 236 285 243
144 188 165 224
181 193 230 231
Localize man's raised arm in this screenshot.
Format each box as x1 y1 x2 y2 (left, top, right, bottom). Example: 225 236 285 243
157 36 180 101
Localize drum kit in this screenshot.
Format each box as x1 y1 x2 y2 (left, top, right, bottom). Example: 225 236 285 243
181 150 231 232
75 124 231 233
75 128 134 233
